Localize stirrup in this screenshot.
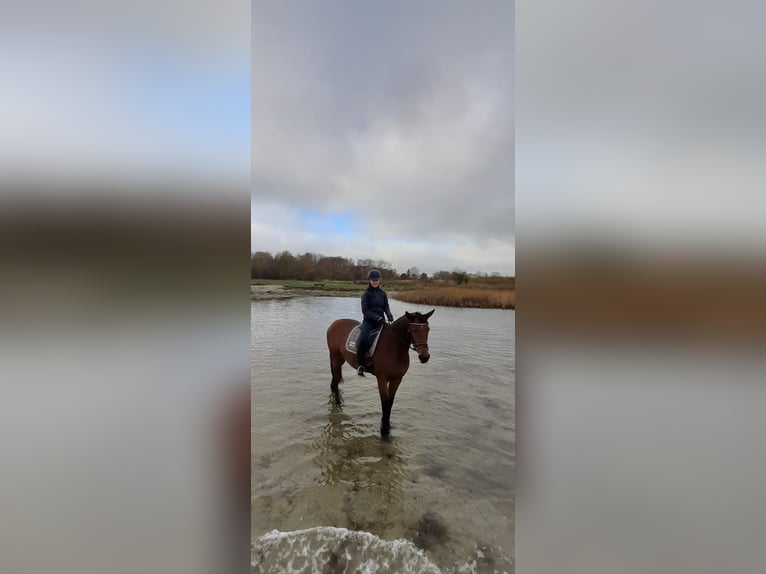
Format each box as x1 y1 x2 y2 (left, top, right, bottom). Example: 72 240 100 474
357 365 365 376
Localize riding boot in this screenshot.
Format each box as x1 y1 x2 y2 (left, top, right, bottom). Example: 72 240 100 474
356 351 366 376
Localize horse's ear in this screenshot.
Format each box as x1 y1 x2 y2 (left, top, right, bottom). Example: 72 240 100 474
405 311 412 320
424 309 435 319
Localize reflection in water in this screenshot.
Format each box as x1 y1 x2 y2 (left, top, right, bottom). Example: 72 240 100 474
311 405 409 533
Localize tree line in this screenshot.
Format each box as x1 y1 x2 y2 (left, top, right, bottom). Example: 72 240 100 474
250 250 508 283
251 251 399 281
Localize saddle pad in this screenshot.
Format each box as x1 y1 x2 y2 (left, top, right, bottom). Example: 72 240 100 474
345 325 383 357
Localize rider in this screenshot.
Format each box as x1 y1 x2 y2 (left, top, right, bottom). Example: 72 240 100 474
356 268 394 376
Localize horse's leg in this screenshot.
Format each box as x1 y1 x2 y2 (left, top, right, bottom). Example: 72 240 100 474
376 376 391 436
384 377 403 432
329 349 344 405
377 376 403 436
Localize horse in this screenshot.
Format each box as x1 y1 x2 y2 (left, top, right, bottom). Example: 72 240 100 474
326 309 435 437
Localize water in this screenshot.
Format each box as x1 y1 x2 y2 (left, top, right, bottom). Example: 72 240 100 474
252 296 515 573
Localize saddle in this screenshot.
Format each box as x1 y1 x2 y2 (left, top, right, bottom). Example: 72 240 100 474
345 325 383 357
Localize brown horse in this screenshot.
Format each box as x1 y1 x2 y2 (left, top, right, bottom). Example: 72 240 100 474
326 310 435 436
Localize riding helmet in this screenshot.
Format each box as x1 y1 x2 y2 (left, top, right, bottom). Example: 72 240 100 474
368 269 382 281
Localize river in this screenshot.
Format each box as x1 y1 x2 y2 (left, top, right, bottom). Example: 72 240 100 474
251 296 515 573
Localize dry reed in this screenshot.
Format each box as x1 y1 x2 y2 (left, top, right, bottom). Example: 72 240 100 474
391 286 515 309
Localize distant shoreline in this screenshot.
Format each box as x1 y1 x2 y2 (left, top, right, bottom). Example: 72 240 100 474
251 281 514 310
250 284 358 300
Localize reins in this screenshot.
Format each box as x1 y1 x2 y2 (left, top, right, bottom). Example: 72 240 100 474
386 321 428 352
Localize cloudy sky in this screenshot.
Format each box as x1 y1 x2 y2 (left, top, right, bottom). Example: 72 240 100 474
251 1 514 276
1 1 249 196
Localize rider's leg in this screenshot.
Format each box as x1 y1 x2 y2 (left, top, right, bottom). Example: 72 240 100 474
356 322 371 375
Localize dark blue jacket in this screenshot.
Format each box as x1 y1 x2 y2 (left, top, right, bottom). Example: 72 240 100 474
361 285 394 325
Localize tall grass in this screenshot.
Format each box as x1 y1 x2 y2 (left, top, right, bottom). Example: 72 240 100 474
392 286 515 309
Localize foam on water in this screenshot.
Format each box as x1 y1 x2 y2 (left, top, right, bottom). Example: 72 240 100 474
252 526 442 574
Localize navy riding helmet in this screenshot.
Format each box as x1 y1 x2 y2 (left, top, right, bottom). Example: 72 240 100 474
368 269 382 281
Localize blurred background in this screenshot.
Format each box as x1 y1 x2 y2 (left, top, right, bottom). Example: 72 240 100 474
517 1 766 573
0 2 250 574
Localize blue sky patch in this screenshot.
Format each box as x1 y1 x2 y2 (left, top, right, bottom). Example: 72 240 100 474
296 208 358 238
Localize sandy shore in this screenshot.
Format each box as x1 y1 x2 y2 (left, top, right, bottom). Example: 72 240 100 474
251 284 359 301
250 284 295 300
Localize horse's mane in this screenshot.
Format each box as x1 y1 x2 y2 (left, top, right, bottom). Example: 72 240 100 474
392 311 429 326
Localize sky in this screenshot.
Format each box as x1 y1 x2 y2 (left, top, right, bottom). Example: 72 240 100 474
1 1 250 195
251 1 515 276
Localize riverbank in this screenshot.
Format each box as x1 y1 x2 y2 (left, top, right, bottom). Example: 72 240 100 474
251 280 515 309
250 284 362 301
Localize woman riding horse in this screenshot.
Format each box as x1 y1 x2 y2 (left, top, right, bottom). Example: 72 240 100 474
326 308 434 437
356 269 394 376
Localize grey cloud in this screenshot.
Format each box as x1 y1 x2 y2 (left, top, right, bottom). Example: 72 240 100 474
252 1 514 246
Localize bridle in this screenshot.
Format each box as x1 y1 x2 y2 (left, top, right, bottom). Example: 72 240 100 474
409 323 430 351
388 320 429 352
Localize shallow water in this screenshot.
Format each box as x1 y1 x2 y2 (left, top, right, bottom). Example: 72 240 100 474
252 296 515 573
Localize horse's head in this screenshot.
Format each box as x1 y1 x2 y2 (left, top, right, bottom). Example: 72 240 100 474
405 309 434 363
